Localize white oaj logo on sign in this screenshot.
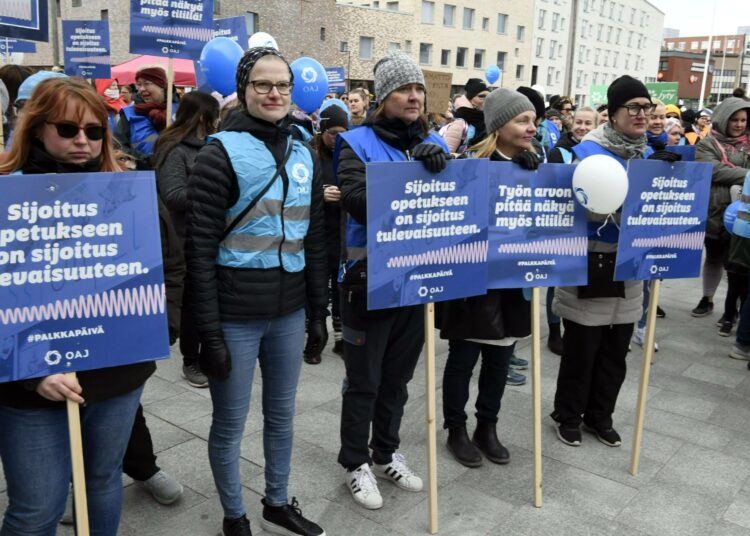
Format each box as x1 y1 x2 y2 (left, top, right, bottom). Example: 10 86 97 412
291 163 310 184
301 67 318 84
44 350 63 366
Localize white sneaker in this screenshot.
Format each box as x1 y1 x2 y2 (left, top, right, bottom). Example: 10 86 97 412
373 453 423 492
141 470 183 505
632 327 659 352
345 463 383 510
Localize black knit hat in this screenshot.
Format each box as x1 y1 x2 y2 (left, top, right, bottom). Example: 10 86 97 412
235 47 293 109
607 75 651 115
545 109 563 120
465 78 488 100
319 103 349 132
516 86 545 121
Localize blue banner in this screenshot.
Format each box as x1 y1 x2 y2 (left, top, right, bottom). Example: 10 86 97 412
326 67 346 92
129 0 213 59
0 38 36 54
0 172 170 383
666 145 696 162
488 162 588 289
0 0 48 42
213 16 248 47
366 159 489 309
615 160 712 281
62 20 111 79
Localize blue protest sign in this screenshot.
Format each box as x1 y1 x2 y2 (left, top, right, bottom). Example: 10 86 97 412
62 20 111 79
326 67 346 92
0 0 48 41
214 16 248 47
366 159 489 309
488 163 588 289
666 145 696 161
0 38 37 54
0 172 170 383
129 0 213 59
615 160 712 281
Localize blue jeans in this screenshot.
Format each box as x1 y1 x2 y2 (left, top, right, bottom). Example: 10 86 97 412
209 308 305 517
0 386 143 536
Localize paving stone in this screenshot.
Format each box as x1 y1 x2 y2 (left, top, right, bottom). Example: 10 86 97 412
145 390 214 426
682 362 747 389
642 406 735 450
724 490 750 531
709 520 750 536
646 388 723 422
139 413 194 454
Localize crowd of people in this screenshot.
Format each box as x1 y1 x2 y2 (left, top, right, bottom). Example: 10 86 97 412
0 50 749 536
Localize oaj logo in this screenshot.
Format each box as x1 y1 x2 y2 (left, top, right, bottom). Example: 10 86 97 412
292 163 310 184
44 350 63 366
301 67 318 84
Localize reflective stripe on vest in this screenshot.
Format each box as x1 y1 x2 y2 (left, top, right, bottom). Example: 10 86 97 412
211 131 313 272
339 126 449 264
121 104 177 156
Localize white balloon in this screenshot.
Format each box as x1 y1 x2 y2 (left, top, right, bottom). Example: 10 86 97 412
572 154 629 214
248 32 278 50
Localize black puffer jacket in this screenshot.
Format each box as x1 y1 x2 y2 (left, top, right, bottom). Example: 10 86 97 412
185 110 328 333
155 136 203 241
317 145 342 260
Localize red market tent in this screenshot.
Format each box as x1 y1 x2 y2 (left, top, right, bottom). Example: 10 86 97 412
111 55 197 86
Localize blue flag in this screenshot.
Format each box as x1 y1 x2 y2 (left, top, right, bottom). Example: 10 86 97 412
0 0 48 41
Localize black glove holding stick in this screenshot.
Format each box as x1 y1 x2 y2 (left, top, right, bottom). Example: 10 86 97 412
411 143 450 173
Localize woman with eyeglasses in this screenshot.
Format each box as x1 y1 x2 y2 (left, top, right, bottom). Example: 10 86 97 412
550 76 680 448
184 47 327 536
0 76 185 535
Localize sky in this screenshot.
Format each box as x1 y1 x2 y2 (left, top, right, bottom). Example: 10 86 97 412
650 0 750 36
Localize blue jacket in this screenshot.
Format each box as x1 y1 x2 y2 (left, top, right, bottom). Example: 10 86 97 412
120 104 177 156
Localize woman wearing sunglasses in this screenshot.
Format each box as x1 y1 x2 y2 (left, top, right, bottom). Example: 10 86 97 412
0 76 168 535
185 47 327 536
550 76 679 448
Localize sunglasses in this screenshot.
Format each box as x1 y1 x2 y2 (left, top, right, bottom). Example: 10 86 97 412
47 122 105 141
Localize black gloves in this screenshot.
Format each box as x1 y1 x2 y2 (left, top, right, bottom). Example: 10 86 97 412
648 150 682 163
199 331 231 380
650 140 666 151
305 317 329 358
512 151 540 170
411 143 448 173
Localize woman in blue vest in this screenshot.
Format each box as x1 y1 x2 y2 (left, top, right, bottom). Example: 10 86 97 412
550 76 680 448
336 51 450 511
437 88 537 468
115 66 173 167
184 47 327 536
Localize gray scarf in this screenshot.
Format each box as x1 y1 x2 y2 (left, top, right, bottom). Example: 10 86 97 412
582 123 648 160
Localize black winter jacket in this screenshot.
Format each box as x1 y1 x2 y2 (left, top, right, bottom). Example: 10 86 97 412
155 136 203 242
547 131 580 164
185 110 328 333
317 145 342 260
0 144 184 409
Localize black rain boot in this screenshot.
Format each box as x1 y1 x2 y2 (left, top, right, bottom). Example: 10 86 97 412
472 421 510 465
446 425 483 468
547 322 563 356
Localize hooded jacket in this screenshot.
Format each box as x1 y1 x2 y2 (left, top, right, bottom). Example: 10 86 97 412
441 95 487 153
696 97 750 240
185 109 328 333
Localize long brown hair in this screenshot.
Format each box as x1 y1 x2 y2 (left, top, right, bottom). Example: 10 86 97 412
0 77 119 173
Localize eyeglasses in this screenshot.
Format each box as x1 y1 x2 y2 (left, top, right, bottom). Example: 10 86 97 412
47 122 105 141
623 104 656 117
248 80 293 95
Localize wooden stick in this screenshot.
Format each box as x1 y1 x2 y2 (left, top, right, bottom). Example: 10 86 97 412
629 279 661 476
531 287 543 507
66 372 90 536
166 57 174 128
424 303 439 534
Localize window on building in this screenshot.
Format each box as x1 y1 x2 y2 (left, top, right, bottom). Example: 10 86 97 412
604 50 609 67
606 26 613 43
556 70 561 83
547 66 554 86
576 70 582 87
463 7 475 29
536 38 544 57
496 51 507 70
482 17 489 31
597 24 603 40
386 1 399 11
516 25 525 42
677 41 685 51
630 7 636 24
538 9 546 30
549 40 557 59
320 27 326 41
474 48 485 68
627 31 633 47
388 42 401 52
580 20 587 38
100 8 108 19
72 0 81 6
456 47 468 67
613 51 619 68
245 11 258 34
359 37 374 60
421 1 434 23
609 0 615 18
552 12 559 31
578 45 585 63
441 49 451 66
419 43 433 64
691 41 698 50
214 0 220 16
584 0 590 11
405 40 412 53
701 40 709 49
618 3 624 21
616 28 622 45
443 4 455 26
339 41 349 53
497 13 508 33
594 48 600 65
728 39 736 48
516 64 525 80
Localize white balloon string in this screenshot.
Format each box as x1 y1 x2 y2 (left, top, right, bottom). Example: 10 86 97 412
595 213 619 236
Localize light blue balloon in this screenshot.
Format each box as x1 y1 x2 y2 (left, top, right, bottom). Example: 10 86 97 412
291 57 329 113
200 37 244 97
485 65 501 84
725 200 741 235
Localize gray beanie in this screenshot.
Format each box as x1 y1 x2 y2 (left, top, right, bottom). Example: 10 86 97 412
373 52 425 102
484 88 535 133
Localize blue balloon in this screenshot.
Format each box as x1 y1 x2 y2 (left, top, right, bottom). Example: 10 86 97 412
485 65 501 85
725 200 741 235
200 37 244 97
291 57 329 113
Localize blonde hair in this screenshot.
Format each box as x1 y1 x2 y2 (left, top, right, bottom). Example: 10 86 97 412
0 77 119 173
469 122 537 159
574 106 599 124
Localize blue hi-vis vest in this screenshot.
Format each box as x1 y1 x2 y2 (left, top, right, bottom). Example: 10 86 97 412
212 131 313 272
339 126 449 264
120 104 177 156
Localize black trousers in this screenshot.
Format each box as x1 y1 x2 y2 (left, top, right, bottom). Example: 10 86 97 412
179 283 200 367
442 340 513 429
338 303 423 470
122 404 160 481
552 319 633 429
